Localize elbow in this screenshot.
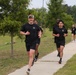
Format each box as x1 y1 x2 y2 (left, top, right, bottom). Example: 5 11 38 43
52 34 54 36
20 31 22 35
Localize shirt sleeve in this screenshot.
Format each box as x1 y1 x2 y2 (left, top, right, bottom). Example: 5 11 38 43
39 27 43 32
36 25 41 31
53 27 57 34
65 28 68 34
20 25 26 32
53 27 55 34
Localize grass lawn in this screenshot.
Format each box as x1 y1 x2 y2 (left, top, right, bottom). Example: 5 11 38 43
54 54 76 75
0 29 71 75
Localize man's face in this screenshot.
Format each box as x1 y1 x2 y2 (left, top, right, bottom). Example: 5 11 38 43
28 18 34 24
59 22 64 27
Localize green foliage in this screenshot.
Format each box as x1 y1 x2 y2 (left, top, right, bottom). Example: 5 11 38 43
62 13 74 29
47 0 65 30
54 54 76 75
0 0 30 35
0 0 30 57
0 17 21 36
47 0 74 30
65 5 76 23
0 0 30 23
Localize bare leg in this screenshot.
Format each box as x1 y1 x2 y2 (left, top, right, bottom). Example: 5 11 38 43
59 46 64 64
34 44 39 62
57 48 60 57
28 49 35 69
72 34 75 41
35 44 39 55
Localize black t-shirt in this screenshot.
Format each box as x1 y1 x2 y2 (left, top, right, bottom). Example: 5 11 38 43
71 27 76 34
40 27 43 33
20 23 40 43
53 24 65 33
53 25 58 33
37 26 43 40
53 27 68 43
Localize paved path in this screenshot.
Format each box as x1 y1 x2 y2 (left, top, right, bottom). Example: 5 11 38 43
8 41 76 75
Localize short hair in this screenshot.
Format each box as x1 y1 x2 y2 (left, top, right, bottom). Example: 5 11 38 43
57 20 64 25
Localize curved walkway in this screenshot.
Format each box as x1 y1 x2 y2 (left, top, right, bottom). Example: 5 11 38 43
8 41 76 75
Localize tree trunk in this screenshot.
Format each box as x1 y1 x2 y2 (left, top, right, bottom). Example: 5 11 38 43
10 33 14 57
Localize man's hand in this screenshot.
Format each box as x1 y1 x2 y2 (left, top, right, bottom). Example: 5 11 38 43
56 34 60 37
38 34 41 38
64 34 67 37
25 31 30 35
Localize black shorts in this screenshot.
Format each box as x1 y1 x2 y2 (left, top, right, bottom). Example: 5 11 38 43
25 41 36 52
56 42 65 48
36 38 40 45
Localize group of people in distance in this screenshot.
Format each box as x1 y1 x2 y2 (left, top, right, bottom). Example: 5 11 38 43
20 15 69 75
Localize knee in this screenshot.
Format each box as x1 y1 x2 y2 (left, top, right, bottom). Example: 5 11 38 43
59 48 62 52
29 54 33 58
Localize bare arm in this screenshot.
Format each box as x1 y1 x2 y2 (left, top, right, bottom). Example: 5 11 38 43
20 31 30 36
38 31 42 38
64 33 68 37
53 33 60 37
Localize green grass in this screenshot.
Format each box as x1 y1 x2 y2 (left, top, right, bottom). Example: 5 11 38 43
54 54 76 75
0 29 71 75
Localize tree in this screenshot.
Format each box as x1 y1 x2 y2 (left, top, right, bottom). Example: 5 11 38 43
65 5 76 23
1 17 21 57
62 13 74 29
0 0 30 57
47 0 65 30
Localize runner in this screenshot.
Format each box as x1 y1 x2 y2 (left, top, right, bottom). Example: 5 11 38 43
20 15 41 74
53 20 68 64
71 25 76 41
53 19 60 57
33 20 43 63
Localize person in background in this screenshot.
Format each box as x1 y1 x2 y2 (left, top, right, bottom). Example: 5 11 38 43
53 19 60 57
53 20 68 64
33 20 43 63
71 25 76 42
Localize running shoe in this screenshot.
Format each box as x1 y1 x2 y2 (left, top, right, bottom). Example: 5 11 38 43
26 68 30 75
59 58 62 64
57 52 60 57
34 53 39 62
31 53 39 66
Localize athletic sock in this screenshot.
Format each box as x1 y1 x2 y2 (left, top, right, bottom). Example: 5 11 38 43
59 58 62 64
57 52 60 57
34 53 39 62
60 58 62 61
35 53 39 59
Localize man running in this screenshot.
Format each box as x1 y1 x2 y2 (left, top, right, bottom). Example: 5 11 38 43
53 19 60 57
33 20 43 63
53 20 68 64
20 15 41 74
